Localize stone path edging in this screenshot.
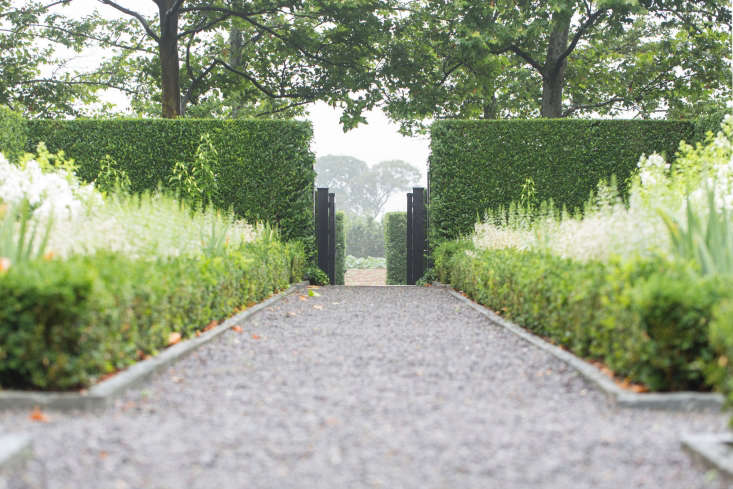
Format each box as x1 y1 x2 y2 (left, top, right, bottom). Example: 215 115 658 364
681 433 733 482
0 282 308 412
0 433 31 473
435 283 724 411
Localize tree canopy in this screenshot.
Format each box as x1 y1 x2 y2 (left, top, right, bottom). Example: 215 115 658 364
1 0 729 126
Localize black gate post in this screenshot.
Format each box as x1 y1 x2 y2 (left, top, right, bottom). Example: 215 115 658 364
316 188 330 280
406 192 414 284
328 192 336 285
412 187 426 284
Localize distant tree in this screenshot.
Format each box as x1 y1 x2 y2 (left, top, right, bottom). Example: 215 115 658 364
315 155 421 219
345 215 384 258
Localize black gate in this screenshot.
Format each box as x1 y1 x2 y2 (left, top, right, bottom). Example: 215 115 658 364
315 187 336 284
406 187 427 285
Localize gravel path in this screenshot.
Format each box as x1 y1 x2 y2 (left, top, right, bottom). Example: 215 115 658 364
0 286 728 489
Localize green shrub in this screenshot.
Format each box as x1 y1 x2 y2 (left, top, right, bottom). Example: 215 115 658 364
693 110 728 143
335 211 346 285
346 215 384 257
429 119 694 241
305 265 329 285
708 298 733 422
0 239 303 390
435 242 729 392
384 212 407 285
26 119 315 244
0 106 27 163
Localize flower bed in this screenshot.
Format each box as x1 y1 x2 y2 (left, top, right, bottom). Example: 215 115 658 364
0 149 304 390
434 117 733 401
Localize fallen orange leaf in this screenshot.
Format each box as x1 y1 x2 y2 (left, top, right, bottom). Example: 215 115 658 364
29 406 49 422
204 319 218 332
299 295 307 301
231 325 243 333
251 333 261 340
167 332 182 346
313 305 323 310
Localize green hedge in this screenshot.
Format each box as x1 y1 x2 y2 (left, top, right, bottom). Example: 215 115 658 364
434 241 731 392
0 239 304 390
26 119 315 245
429 119 694 241
335 211 346 285
384 212 407 285
346 215 384 258
0 106 27 163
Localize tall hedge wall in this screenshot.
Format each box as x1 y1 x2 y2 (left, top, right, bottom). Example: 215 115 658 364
429 119 694 241
26 119 315 243
384 212 407 285
0 106 26 163
335 211 346 285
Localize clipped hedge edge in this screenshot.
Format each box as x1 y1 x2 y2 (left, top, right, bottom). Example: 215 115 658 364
0 282 307 411
435 283 724 411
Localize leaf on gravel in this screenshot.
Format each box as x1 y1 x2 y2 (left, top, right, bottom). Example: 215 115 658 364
29 407 49 423
313 305 324 310
231 325 243 333
287 312 297 317
167 332 182 346
299 295 308 301
251 334 262 340
204 320 218 331
308 290 321 297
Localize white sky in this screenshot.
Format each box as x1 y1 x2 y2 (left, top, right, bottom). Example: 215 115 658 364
35 0 428 215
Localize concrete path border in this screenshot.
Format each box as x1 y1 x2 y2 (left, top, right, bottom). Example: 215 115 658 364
0 282 308 412
0 434 31 473
681 433 733 483
436 283 724 411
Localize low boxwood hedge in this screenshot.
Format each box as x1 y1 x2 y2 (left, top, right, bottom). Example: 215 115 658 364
434 241 731 392
0 239 304 390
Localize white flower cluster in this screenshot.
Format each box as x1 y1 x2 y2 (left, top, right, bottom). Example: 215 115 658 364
473 115 733 263
0 153 101 220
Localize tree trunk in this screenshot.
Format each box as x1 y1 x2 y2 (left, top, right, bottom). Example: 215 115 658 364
158 0 181 118
540 12 571 118
229 25 245 118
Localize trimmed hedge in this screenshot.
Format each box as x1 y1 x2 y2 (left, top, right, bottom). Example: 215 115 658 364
384 212 407 285
0 239 304 390
26 119 315 245
435 241 731 392
429 119 694 241
0 106 27 163
335 211 346 285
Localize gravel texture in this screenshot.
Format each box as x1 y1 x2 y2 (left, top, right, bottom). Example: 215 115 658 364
0 286 729 489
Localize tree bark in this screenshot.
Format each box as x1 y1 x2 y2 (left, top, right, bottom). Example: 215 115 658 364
157 0 181 118
540 11 571 118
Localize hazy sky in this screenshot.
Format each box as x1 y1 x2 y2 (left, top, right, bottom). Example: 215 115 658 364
45 0 429 214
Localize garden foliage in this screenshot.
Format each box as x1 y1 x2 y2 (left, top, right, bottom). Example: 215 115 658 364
0 106 26 163
429 119 693 241
26 119 315 243
384 212 406 285
435 116 733 402
345 215 384 258
0 148 305 390
0 238 303 390
435 242 729 392
335 211 345 285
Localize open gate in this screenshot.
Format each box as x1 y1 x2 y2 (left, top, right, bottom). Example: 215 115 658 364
406 187 427 285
